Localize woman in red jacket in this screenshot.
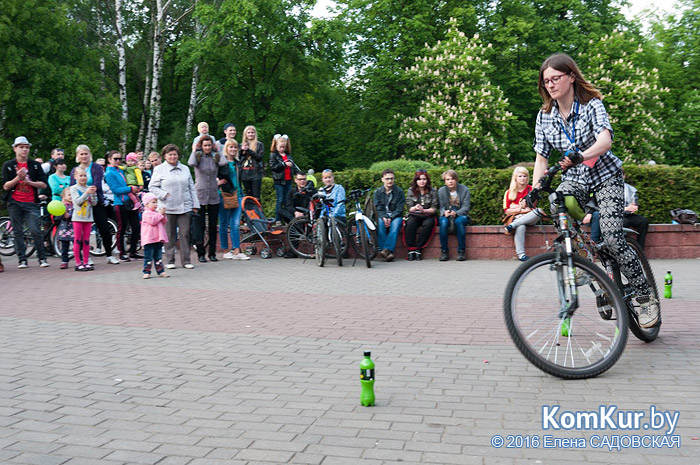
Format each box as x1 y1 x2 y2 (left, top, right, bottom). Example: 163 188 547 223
503 167 540 262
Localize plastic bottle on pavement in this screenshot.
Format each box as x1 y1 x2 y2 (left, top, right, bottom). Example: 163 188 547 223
664 271 673 299
360 351 375 407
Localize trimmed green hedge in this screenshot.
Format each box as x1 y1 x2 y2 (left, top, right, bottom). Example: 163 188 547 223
258 166 700 224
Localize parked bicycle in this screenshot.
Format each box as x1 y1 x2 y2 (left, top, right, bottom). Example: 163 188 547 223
345 188 378 268
0 201 59 258
1 206 124 260
286 189 347 264
503 163 660 379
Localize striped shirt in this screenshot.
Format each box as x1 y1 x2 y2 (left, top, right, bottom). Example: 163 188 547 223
533 98 622 188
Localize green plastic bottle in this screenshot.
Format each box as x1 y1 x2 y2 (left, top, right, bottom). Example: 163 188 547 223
360 351 375 407
664 271 673 299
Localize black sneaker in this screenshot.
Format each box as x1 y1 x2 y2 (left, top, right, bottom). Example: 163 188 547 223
457 250 466 261
18 260 28 269
198 256 207 263
407 251 415 261
415 251 422 261
439 251 449 261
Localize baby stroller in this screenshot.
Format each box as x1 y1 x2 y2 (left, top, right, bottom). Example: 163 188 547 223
239 196 286 258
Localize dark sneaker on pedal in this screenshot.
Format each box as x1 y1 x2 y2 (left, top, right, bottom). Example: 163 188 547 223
635 296 660 328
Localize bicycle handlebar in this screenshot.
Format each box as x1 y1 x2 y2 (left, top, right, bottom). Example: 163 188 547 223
347 188 371 201
525 164 562 209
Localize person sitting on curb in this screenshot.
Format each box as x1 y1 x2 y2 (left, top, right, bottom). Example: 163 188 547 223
373 169 405 262
279 171 316 224
437 169 470 262
503 167 541 262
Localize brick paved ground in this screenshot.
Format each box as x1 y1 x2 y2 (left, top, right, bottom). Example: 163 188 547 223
1 254 699 464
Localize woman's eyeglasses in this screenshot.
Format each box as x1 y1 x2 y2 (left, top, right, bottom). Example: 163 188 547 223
415 169 427 174
542 73 568 87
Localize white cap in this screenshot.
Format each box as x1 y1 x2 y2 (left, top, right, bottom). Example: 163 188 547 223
12 136 31 147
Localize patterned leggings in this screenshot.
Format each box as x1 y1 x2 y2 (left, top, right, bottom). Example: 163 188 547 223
557 171 649 296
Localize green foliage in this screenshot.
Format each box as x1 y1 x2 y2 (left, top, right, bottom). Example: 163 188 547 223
398 19 515 168
368 159 438 172
579 31 668 163
649 0 700 166
0 0 120 161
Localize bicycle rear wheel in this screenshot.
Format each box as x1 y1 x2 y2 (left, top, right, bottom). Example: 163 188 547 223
504 252 628 379
90 218 117 256
613 238 661 342
314 219 327 267
330 217 343 267
286 217 314 259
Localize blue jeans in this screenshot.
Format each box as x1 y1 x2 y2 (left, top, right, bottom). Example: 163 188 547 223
219 195 242 250
439 215 469 252
8 200 45 262
274 180 292 221
377 217 402 252
143 242 164 275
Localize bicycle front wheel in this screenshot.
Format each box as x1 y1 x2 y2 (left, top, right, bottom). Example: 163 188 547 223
314 218 327 267
504 252 628 379
347 216 377 261
0 218 15 256
357 220 372 268
330 217 343 267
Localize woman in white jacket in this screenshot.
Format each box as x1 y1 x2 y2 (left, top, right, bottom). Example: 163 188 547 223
149 144 200 269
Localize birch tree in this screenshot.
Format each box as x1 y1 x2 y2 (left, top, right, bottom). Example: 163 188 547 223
115 0 128 153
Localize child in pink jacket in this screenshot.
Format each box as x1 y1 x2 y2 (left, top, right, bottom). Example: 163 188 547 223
140 193 169 279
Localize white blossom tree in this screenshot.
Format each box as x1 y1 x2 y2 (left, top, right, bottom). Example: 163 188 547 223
580 30 669 163
397 18 515 168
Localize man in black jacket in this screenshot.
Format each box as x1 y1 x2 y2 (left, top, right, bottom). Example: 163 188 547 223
2 137 50 268
279 171 315 223
373 169 405 262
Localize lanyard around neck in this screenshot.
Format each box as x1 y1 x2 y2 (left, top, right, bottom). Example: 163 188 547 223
558 100 579 148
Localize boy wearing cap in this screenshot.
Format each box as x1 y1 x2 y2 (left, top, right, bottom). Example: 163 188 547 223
218 123 237 147
2 136 50 268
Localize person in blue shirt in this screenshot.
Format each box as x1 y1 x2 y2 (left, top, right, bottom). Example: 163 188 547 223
104 150 142 261
319 169 346 223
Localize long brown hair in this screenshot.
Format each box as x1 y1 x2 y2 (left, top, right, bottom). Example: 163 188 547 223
410 170 432 198
538 53 602 113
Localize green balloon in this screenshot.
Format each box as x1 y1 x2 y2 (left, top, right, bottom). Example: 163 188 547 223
47 200 66 217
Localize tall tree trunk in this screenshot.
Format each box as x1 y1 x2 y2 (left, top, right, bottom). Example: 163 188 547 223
135 62 151 152
184 15 202 147
115 0 128 153
145 0 164 155
97 13 108 148
184 62 199 147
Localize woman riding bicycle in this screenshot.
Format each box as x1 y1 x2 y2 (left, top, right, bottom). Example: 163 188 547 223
532 52 658 328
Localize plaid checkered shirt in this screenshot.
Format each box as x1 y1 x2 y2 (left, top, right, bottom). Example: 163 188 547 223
533 98 622 188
